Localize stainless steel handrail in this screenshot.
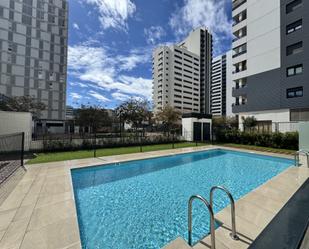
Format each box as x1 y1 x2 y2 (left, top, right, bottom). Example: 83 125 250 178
188 195 216 248
210 186 239 240
295 150 309 167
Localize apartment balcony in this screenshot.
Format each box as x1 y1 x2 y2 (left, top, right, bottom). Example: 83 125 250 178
232 69 247 81
232 102 248 113
232 85 247 97
232 50 247 58
232 20 246 34
232 52 247 65
232 36 247 48
232 0 247 11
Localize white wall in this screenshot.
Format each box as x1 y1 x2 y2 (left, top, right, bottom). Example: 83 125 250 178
299 122 309 151
246 0 281 76
239 109 290 131
226 51 234 117
0 111 32 150
182 118 193 141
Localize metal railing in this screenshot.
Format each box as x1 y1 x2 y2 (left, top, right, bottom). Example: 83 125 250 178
0 132 24 185
188 195 216 248
210 186 239 240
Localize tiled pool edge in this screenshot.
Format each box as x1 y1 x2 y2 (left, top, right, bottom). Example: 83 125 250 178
0 145 307 249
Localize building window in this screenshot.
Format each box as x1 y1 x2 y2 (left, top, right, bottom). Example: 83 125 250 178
286 42 303 56
233 9 247 26
287 64 303 77
290 108 309 121
286 19 302 34
286 0 302 14
286 87 303 98
38 71 44 79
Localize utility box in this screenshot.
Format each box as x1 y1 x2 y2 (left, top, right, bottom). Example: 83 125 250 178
182 113 212 142
299 122 309 151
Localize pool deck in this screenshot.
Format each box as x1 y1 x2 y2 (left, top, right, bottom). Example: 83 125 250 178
0 146 308 249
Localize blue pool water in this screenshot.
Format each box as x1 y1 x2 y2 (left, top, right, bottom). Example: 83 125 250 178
71 149 293 249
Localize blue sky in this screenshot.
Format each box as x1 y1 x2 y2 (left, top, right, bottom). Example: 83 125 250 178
67 0 232 108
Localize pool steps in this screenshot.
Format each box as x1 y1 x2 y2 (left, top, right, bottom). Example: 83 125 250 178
162 164 309 249
187 186 239 249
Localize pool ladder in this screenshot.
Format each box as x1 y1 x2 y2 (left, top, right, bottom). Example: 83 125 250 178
295 150 309 167
188 186 239 249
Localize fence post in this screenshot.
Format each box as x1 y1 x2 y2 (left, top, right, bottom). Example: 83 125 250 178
93 133 97 157
140 137 143 152
21 132 25 167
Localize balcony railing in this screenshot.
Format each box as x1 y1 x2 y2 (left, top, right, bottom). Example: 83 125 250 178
233 67 247 74
232 0 247 10
232 84 247 90
232 50 247 58
232 86 247 97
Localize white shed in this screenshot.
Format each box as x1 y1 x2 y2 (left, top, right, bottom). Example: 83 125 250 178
182 113 212 142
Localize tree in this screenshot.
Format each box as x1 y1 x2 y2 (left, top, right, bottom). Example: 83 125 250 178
115 98 150 132
212 116 238 132
0 95 46 119
242 116 257 132
155 105 181 136
75 105 111 133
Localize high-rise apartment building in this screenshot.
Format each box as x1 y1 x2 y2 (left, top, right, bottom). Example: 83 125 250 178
179 28 213 114
0 0 68 122
211 51 234 116
152 45 201 113
232 0 309 129
152 27 212 114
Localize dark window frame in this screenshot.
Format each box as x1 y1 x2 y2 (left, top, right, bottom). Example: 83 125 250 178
286 86 303 98
286 0 302 14
286 64 303 77
286 42 303 56
286 19 302 34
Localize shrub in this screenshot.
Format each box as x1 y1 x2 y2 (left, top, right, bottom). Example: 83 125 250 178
214 130 298 150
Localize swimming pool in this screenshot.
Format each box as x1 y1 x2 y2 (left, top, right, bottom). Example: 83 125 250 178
71 149 293 249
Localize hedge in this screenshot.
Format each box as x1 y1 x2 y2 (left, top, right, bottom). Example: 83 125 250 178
41 135 182 152
214 130 298 150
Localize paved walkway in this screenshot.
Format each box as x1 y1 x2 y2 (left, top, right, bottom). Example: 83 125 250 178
0 146 307 249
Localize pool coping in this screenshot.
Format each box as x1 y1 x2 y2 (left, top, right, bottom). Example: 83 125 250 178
0 145 307 249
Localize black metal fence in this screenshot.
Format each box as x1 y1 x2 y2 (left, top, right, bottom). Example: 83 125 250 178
34 132 183 153
0 132 24 185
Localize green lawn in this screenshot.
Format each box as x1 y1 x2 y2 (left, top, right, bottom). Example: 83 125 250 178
217 143 296 155
27 142 208 164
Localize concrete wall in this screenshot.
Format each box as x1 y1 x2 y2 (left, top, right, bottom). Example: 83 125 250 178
299 122 309 151
0 111 32 150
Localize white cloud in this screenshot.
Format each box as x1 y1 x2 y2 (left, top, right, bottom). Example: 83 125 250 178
144 26 166 45
70 92 83 99
111 91 130 101
73 23 80 30
88 90 110 102
169 0 232 55
83 0 136 30
68 44 153 101
69 82 88 88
